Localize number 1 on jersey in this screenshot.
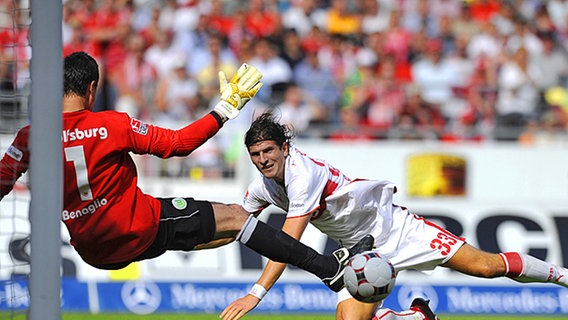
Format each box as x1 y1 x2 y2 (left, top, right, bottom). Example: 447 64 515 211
64 145 93 201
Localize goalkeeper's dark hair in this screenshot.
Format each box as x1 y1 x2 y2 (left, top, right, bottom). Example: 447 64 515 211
64 51 99 97
245 111 295 148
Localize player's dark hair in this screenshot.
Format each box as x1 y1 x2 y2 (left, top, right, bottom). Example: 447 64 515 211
64 51 99 97
245 111 295 148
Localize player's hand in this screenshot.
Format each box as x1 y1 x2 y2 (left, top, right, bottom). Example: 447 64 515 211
214 63 263 120
219 294 260 320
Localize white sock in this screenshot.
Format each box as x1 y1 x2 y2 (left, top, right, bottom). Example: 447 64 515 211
373 308 423 320
502 252 568 288
235 214 257 243
519 254 568 288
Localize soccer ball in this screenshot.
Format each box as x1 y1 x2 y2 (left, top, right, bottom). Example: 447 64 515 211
343 250 396 303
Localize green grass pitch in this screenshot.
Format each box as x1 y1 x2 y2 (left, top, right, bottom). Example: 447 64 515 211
2 313 568 319
59 314 567 320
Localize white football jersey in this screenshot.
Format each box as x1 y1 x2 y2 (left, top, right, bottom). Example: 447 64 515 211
243 146 398 248
245 145 465 306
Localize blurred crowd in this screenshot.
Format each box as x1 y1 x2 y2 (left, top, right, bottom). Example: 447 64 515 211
2 0 568 177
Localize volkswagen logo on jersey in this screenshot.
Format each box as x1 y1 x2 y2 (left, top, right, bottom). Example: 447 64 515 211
172 198 187 210
121 281 161 315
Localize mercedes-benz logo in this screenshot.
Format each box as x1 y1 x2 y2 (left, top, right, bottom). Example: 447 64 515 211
397 284 439 310
121 281 161 315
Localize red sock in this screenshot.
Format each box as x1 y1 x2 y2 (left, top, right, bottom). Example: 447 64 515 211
499 252 524 277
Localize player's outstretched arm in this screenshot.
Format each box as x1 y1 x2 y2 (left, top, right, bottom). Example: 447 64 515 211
214 63 263 121
220 215 310 320
140 64 262 158
220 260 287 320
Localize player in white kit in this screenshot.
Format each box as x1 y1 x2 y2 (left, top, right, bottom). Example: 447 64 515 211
220 112 568 320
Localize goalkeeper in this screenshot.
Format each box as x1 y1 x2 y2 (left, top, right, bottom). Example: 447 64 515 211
0 51 368 291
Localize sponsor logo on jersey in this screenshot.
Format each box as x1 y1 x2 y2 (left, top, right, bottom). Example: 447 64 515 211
62 127 108 142
172 198 187 210
289 202 304 209
62 197 108 221
131 119 148 135
6 145 23 162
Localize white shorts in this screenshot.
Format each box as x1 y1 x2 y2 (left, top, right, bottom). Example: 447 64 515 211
337 206 465 304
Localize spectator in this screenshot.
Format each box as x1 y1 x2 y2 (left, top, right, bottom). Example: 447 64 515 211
172 12 211 59
533 4 557 35
154 55 202 125
451 2 482 43
208 0 235 37
491 1 516 37
467 20 504 62
279 28 305 70
188 33 238 79
438 15 457 55
138 6 166 48
411 38 461 122
275 83 323 136
362 55 406 134
360 0 391 35
144 29 183 78
381 9 413 65
243 0 281 39
547 0 568 33
318 34 358 89
395 89 445 140
97 20 133 111
428 0 461 22
114 32 158 119
170 0 200 35
0 1 30 91
328 106 375 141
157 0 178 32
249 38 293 105
299 25 328 57
325 0 361 36
341 48 379 131
84 0 129 51
193 35 238 108
293 42 340 123
495 46 541 140
457 57 498 140
505 18 543 57
62 1 76 46
441 85 495 142
281 0 318 37
469 0 501 23
401 0 439 36
531 32 568 103
63 22 100 61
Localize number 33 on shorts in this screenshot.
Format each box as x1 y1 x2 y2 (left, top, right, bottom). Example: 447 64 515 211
430 232 458 256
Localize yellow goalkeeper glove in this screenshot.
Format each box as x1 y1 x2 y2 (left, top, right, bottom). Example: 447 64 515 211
214 63 263 120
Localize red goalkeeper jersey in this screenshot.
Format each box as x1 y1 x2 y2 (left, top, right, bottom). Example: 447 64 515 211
1 110 222 265
0 125 30 198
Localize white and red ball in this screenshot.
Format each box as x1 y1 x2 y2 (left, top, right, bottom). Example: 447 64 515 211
343 250 396 303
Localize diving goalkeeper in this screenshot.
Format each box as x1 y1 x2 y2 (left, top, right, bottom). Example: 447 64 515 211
0 51 368 291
